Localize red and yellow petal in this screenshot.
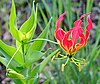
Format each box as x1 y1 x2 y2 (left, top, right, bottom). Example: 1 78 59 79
62 32 74 54
80 13 90 19
70 26 83 44
85 30 90 41
56 12 67 31
74 13 90 27
59 42 70 54
73 35 85 54
86 15 92 31
73 33 85 53
72 29 79 44
84 15 92 44
74 19 82 27
55 12 92 55
55 29 66 43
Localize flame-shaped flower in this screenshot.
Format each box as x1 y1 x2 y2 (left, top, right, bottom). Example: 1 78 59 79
53 12 92 71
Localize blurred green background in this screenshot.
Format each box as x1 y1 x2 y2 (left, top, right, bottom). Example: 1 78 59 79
0 0 100 84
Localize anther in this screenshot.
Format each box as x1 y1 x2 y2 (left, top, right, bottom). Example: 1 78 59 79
56 51 60 57
78 63 81 72
61 64 65 72
51 56 55 62
84 59 86 67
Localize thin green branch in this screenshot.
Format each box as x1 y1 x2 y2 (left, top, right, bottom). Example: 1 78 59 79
25 38 58 44
22 41 25 63
6 45 21 69
65 57 69 65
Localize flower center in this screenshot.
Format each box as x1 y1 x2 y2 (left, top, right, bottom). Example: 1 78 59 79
67 54 73 58
51 51 86 72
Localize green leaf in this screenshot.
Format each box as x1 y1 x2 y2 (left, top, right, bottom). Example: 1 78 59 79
13 79 25 84
32 78 39 84
24 50 44 67
6 69 25 79
42 0 51 16
28 78 34 84
86 0 94 13
29 49 59 77
20 3 38 41
28 17 52 52
0 56 7 66
24 48 51 67
0 40 24 65
64 0 73 28
42 80 49 84
93 48 100 61
39 7 48 25
6 69 25 83
10 0 24 41
19 2 35 33
39 49 59 72
25 3 38 42
0 48 20 70
29 65 39 77
58 0 63 16
16 3 38 51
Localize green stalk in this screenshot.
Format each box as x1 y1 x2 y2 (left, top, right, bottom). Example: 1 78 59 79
22 41 25 63
25 38 58 45
6 45 21 69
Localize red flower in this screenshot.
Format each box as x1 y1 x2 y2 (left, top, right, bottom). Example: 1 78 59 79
55 12 92 56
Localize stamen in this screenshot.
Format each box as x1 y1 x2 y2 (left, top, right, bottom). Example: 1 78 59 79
59 54 65 57
84 59 86 67
71 58 78 66
61 58 69 71
56 51 60 57
73 57 80 62
52 53 67 60
78 63 81 72
55 57 67 60
64 58 69 65
61 64 65 72
51 56 55 62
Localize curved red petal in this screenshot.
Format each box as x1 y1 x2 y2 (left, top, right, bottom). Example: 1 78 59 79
72 29 79 44
55 29 66 42
74 13 90 27
56 12 67 31
73 34 85 53
78 28 83 36
80 13 90 19
79 34 85 44
85 30 90 40
70 27 83 44
74 19 82 27
62 32 73 50
86 15 92 31
60 42 70 54
55 31 71 54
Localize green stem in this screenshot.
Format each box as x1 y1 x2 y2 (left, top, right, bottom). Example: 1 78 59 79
73 57 80 62
22 41 25 63
65 57 69 65
71 58 78 66
55 56 67 60
6 45 21 69
26 78 28 84
59 54 66 57
25 38 58 44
